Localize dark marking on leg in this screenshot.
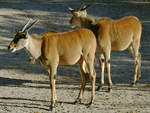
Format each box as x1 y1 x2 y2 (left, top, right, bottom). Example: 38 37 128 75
96 84 104 91
101 58 105 62
74 98 82 104
107 59 110 64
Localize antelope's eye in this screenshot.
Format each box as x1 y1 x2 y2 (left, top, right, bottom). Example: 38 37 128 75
13 37 19 43
13 35 25 43
21 34 26 38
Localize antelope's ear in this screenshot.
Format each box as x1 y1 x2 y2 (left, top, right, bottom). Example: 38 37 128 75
75 12 81 17
20 31 28 39
68 7 75 13
81 5 87 11
24 31 29 37
16 29 20 33
82 10 87 16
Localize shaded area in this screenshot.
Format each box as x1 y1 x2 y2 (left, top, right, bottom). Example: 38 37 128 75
0 1 150 112
0 0 150 85
0 98 50 111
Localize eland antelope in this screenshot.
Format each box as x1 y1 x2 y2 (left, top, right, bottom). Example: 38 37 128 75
68 2 142 91
8 19 97 110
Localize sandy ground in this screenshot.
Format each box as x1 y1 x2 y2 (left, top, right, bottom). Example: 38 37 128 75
0 0 150 113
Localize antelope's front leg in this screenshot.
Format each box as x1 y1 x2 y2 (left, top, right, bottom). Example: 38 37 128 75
24 47 35 64
48 65 57 111
97 54 105 91
29 57 35 64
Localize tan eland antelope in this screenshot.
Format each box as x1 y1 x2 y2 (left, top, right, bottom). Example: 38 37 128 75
68 2 142 91
21 19 58 64
24 29 58 64
8 19 97 110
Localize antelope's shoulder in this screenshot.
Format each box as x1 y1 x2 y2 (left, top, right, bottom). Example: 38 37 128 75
117 16 140 21
31 33 42 40
94 17 112 27
41 30 58 37
53 28 94 36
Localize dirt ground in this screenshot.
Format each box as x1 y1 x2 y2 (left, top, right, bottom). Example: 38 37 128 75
0 0 150 113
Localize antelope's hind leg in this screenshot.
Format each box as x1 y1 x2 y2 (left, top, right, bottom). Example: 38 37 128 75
104 49 112 92
75 58 89 104
128 45 141 86
84 54 96 106
137 52 141 81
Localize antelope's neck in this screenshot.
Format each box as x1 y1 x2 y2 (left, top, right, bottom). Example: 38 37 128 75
80 16 99 38
80 16 95 28
24 34 42 59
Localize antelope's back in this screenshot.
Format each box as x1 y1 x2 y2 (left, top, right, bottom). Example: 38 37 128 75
113 16 142 38
41 28 96 65
96 16 141 40
76 28 97 49
43 29 96 52
96 16 141 42
43 28 96 51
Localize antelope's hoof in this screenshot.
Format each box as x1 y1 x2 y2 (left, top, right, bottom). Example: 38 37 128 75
50 104 56 111
108 87 112 92
29 59 35 64
74 99 81 104
137 77 141 81
136 80 140 84
131 82 136 87
96 84 104 91
96 86 101 91
87 101 94 108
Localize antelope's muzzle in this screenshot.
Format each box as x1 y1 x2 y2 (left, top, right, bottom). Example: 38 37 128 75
8 44 15 53
8 45 10 50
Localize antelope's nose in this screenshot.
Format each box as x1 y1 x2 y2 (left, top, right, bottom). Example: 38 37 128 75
69 18 72 24
8 45 10 50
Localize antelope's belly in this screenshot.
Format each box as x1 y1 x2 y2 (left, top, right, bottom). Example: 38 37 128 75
111 40 131 51
59 55 81 65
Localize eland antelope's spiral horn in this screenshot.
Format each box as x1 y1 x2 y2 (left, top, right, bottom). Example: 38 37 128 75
80 0 95 11
21 19 31 32
25 19 38 32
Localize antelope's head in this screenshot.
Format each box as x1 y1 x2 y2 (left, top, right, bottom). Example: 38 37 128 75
68 0 95 27
8 19 38 53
